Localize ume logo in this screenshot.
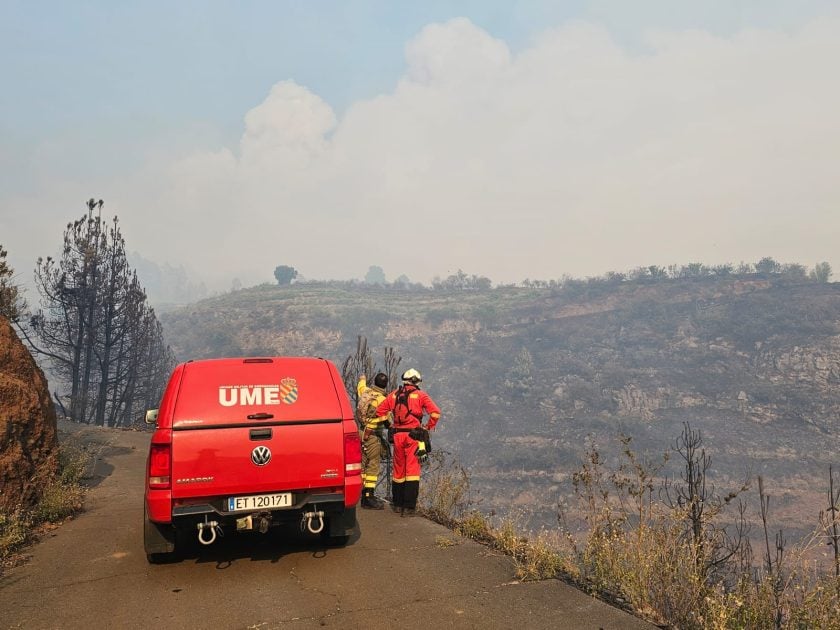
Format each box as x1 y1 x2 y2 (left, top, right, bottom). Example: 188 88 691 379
219 378 299 407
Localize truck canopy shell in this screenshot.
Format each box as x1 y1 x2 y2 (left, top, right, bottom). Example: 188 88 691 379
170 357 346 428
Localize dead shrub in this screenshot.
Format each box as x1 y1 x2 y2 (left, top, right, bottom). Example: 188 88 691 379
419 450 473 525
514 531 564 581
456 510 493 542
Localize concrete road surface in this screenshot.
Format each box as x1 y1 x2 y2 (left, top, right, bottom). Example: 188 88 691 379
0 423 656 630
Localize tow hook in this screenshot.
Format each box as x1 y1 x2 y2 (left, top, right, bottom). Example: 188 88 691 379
235 512 272 533
301 508 325 534
257 512 272 534
197 517 223 545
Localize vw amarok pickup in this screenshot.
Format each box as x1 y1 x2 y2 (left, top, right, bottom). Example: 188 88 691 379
143 357 362 562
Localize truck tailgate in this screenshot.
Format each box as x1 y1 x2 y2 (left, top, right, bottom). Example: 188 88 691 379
171 421 344 499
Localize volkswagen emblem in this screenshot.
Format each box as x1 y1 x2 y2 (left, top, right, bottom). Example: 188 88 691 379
251 445 272 466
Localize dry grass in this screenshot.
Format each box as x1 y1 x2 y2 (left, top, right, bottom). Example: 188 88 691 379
420 438 840 628
435 535 458 548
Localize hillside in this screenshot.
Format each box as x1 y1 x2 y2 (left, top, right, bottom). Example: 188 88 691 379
160 276 840 534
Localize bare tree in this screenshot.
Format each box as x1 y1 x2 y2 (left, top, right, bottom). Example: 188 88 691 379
21 200 174 426
662 423 749 579
23 214 103 420
820 466 840 581
383 346 402 391
758 476 785 629
341 336 373 413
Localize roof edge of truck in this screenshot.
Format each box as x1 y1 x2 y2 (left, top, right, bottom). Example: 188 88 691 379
180 356 329 366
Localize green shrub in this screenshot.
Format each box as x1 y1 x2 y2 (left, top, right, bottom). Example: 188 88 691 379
0 437 92 564
0 509 30 556
57 439 91 486
31 481 84 522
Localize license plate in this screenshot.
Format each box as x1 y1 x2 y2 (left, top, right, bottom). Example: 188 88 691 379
227 492 292 512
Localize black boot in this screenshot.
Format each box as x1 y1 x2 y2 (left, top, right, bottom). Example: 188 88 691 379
391 482 405 513
361 488 384 510
403 480 420 515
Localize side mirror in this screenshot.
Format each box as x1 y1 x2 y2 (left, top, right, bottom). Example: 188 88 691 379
145 409 159 425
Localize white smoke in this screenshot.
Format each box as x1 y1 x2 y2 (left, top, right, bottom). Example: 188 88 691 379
7 16 840 289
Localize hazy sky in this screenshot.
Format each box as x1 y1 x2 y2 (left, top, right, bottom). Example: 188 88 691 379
2 1 839 291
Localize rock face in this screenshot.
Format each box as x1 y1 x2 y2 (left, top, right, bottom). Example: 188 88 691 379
0 316 58 512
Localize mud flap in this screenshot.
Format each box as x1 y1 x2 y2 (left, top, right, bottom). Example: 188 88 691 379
329 507 358 537
144 505 176 555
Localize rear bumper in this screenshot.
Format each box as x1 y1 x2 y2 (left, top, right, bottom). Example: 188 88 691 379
172 491 344 519
157 491 357 538
147 488 345 522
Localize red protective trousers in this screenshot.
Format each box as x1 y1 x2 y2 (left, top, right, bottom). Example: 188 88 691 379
392 431 421 483
375 384 441 509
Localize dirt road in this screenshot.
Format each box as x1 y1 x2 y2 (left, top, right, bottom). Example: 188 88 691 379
0 423 654 629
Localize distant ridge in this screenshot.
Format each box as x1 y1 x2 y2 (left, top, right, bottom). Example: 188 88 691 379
160 276 840 534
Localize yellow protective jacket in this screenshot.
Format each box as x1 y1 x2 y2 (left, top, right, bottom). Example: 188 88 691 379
357 376 390 431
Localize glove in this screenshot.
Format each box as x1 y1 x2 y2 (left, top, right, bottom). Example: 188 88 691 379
415 442 428 464
409 427 432 455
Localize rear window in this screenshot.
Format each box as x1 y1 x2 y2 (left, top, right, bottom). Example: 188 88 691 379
172 358 343 428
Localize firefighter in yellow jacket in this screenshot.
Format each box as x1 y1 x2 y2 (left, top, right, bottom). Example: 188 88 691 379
357 373 391 509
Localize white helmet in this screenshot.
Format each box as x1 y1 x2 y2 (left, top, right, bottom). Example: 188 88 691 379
401 368 422 384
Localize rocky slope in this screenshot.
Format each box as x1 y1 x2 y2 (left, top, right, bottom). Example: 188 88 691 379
160 277 840 534
0 316 58 512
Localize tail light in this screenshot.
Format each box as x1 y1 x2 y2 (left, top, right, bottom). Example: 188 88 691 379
344 432 362 476
148 443 171 489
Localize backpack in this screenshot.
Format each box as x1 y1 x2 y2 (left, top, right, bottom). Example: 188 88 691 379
357 387 380 429
394 385 423 425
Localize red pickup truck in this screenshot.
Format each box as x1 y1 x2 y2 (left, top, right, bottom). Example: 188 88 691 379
143 357 362 562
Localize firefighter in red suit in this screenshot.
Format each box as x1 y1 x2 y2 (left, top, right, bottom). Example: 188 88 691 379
375 368 441 517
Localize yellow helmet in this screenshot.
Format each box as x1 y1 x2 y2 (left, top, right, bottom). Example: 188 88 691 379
401 368 422 384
